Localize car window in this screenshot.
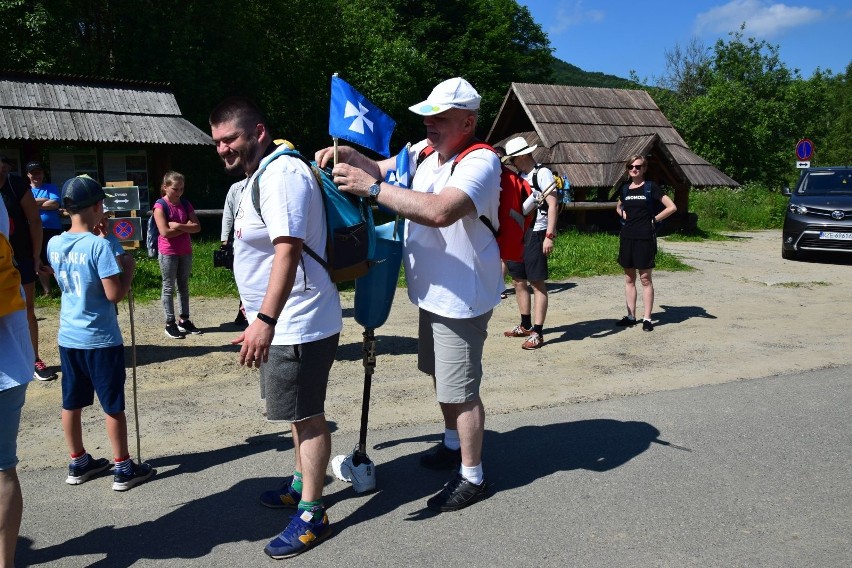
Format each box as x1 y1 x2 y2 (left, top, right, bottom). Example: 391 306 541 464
799 170 852 195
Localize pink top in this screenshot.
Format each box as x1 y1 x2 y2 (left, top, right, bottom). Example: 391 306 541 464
154 198 194 256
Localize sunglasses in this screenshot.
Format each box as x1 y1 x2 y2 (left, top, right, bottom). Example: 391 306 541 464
627 163 644 171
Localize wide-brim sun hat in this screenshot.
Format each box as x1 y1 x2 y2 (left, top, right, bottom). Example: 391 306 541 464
502 136 538 163
409 77 481 116
62 174 109 211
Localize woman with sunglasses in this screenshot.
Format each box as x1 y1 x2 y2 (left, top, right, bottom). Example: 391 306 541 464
614 155 676 331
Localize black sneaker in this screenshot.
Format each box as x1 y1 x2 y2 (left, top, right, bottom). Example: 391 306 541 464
616 316 638 327
642 319 654 331
164 322 185 339
420 442 462 470
65 455 111 485
427 472 489 512
33 358 58 381
177 319 202 335
112 461 155 491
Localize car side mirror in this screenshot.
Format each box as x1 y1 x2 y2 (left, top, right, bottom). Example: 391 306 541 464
781 185 791 196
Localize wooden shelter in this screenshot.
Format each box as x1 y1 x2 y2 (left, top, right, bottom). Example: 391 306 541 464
0 70 213 209
487 83 738 228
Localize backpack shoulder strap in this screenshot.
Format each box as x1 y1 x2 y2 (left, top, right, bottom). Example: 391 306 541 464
450 141 494 174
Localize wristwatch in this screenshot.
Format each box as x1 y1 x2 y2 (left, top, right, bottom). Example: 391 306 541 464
368 181 382 201
545 232 556 240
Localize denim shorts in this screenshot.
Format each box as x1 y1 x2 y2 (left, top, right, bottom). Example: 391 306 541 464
0 384 28 470
60 345 126 414
260 334 339 422
417 308 491 404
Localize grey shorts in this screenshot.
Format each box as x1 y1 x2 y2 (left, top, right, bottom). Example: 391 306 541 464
260 334 339 422
417 308 491 404
0 384 27 470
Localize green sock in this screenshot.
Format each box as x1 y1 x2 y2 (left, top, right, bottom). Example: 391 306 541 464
291 470 303 493
297 499 324 522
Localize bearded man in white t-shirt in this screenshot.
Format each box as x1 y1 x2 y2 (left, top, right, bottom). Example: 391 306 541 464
317 77 502 513
209 97 342 560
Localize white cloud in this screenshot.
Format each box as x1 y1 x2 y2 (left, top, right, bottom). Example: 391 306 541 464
695 0 823 38
549 0 605 35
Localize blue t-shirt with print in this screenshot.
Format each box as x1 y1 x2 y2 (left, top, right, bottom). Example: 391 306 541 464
47 231 123 348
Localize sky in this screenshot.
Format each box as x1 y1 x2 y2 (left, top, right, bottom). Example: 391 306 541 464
518 0 851 83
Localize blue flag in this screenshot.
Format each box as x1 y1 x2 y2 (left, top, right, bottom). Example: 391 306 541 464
329 76 396 157
385 144 412 189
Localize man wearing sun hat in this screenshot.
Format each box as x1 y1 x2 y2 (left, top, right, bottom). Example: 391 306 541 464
317 77 502 512
501 135 559 350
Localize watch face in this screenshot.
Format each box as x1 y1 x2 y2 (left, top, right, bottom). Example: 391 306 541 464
369 183 380 197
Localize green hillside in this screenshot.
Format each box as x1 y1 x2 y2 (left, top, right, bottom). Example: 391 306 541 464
550 57 639 89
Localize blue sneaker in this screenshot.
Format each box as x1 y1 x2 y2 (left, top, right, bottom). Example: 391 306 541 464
264 509 331 559
259 481 302 509
65 455 111 485
112 461 155 491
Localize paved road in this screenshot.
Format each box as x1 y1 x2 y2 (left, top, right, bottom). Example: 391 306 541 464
16 365 851 567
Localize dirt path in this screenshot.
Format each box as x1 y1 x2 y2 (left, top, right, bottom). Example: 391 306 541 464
18 230 852 470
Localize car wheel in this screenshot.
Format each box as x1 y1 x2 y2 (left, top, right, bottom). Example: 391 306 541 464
781 246 797 260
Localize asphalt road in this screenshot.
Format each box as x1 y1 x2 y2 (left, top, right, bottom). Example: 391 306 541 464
16 365 851 567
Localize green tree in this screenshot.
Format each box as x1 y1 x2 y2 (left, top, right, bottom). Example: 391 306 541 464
819 62 852 166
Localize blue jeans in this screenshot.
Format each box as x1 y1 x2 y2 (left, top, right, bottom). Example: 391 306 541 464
159 253 192 323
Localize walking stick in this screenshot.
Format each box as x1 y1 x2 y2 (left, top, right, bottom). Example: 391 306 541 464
354 328 376 465
128 288 142 462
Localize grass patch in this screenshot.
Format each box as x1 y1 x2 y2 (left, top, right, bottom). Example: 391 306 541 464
689 182 787 232
548 230 691 280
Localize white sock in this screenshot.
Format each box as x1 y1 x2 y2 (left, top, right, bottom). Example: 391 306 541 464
443 428 460 450
461 463 484 485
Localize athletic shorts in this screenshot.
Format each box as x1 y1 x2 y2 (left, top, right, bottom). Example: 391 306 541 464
417 308 491 404
260 334 339 422
506 230 548 282
618 237 657 270
14 257 36 286
40 228 63 265
0 384 28 470
59 345 126 414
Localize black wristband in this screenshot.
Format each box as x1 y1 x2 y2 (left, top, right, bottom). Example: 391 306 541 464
256 312 278 326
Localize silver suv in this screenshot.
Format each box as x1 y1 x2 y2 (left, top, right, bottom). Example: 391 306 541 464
782 167 852 260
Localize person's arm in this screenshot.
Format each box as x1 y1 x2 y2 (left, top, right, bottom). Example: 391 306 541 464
321 145 477 228
19 190 44 271
221 186 237 243
101 251 135 303
543 192 558 256
153 206 181 238
172 208 201 234
33 192 60 210
656 195 677 223
231 236 302 368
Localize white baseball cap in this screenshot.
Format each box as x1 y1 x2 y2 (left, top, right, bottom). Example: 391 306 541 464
409 77 481 116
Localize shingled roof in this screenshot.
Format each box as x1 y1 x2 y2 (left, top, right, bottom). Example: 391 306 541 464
487 83 738 189
0 71 212 146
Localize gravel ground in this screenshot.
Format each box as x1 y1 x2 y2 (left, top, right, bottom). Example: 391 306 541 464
18 229 852 471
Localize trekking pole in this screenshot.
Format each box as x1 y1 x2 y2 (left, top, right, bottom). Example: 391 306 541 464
128 288 142 462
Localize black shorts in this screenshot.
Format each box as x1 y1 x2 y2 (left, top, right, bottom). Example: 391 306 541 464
506 230 549 282
618 237 657 270
14 258 36 286
259 333 339 422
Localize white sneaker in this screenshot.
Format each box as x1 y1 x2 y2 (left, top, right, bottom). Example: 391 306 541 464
331 452 376 493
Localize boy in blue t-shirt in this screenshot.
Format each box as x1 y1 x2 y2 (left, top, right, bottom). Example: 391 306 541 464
47 175 155 491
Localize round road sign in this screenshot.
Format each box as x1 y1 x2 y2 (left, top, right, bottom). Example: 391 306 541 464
113 220 134 240
795 139 814 161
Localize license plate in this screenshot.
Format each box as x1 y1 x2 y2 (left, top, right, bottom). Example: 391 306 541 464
819 231 852 240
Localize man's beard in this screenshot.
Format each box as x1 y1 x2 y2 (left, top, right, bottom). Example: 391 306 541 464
223 137 259 176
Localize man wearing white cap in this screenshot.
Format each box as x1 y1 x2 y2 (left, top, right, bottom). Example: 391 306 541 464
317 77 502 512
501 136 559 350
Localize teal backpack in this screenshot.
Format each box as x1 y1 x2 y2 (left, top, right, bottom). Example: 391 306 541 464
251 145 376 283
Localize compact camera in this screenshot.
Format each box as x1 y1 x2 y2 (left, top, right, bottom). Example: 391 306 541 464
213 244 234 270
